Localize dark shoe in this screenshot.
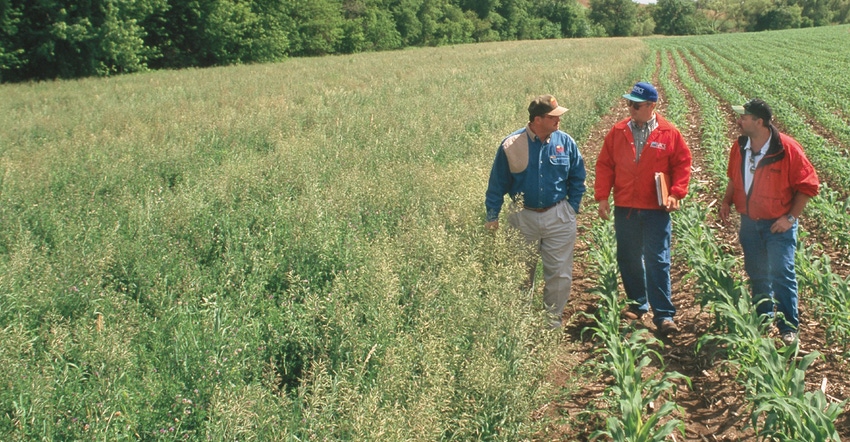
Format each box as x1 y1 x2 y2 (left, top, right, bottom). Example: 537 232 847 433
658 320 679 334
621 309 642 320
781 331 797 346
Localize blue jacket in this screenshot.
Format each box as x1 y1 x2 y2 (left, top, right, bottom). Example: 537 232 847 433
485 126 586 222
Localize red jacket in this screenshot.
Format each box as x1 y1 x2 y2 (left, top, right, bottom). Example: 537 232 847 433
595 114 692 209
727 125 819 220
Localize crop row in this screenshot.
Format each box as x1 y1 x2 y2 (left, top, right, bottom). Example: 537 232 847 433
664 45 850 351
653 42 848 438
660 40 850 352
571 53 692 441
657 43 850 251
584 221 688 441
676 203 845 439
694 28 850 129
685 43 850 190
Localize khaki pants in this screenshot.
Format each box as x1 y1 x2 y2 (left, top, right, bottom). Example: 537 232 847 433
507 200 578 328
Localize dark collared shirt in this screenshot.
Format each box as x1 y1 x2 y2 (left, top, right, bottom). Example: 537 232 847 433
485 126 586 222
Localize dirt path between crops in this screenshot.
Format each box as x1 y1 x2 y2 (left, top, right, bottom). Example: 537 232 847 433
536 53 850 441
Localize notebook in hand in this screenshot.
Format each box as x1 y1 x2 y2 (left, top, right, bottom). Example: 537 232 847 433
655 172 670 207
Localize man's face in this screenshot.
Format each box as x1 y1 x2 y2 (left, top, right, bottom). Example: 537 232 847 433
536 114 561 135
626 99 655 123
737 114 761 136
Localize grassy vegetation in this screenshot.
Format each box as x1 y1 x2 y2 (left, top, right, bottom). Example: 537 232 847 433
0 39 647 439
5 24 848 440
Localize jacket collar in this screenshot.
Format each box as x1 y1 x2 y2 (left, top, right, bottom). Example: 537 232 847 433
737 124 784 158
737 125 785 174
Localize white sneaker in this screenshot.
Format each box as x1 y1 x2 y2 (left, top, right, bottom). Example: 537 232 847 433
781 332 797 346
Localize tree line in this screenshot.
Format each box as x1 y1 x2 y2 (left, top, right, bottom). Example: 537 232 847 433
1 0 848 83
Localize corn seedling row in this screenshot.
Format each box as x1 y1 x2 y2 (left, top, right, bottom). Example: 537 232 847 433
584 221 688 442
650 45 848 437
668 43 850 252
686 44 850 190
656 42 850 354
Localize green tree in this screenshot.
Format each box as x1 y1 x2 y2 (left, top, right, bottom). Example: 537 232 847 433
796 0 833 26
534 0 593 37
0 0 25 80
831 0 850 22
654 0 698 34
1 0 164 81
697 0 741 32
391 0 424 45
459 0 500 19
495 0 537 39
635 3 657 35
739 0 773 30
144 0 291 67
753 3 803 29
284 0 344 55
589 0 637 36
467 10 503 41
412 0 475 45
338 0 402 52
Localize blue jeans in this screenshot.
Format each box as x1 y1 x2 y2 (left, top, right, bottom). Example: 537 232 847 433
614 207 675 325
739 215 799 333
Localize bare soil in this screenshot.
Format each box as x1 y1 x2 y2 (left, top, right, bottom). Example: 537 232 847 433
535 53 850 440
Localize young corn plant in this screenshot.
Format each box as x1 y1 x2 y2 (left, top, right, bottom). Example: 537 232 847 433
696 286 771 370
588 221 621 299
585 220 688 442
695 276 846 440
658 36 847 440
749 347 846 441
681 218 846 441
675 204 743 329
795 238 850 355
588 323 688 442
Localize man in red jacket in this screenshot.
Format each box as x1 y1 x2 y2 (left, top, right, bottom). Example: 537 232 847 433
595 81 692 335
719 98 819 346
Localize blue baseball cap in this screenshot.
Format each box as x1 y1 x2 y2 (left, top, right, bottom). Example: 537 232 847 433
622 81 658 103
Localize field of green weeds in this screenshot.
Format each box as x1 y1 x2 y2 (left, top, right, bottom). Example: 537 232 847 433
0 38 645 439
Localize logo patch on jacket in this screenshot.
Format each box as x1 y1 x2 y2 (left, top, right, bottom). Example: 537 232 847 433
556 145 564 154
649 141 667 150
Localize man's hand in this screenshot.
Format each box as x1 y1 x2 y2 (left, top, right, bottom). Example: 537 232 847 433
770 217 793 233
597 200 610 220
664 195 680 212
719 185 736 225
719 201 731 224
485 220 499 231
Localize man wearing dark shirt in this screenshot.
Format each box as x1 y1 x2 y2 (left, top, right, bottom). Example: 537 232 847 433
485 94 587 329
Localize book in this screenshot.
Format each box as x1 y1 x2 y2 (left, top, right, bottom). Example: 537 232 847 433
655 172 670 207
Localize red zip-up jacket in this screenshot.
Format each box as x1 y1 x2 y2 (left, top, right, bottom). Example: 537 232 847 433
727 125 819 220
595 113 692 209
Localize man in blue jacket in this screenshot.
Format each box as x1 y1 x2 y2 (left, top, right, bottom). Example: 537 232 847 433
485 94 587 329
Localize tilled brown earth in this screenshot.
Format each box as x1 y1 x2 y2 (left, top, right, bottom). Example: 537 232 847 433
536 60 850 440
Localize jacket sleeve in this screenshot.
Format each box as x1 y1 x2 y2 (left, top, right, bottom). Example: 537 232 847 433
787 140 820 197
594 128 616 201
485 146 511 222
567 137 587 213
669 130 692 200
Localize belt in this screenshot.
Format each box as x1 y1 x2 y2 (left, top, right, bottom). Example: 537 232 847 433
524 202 559 213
